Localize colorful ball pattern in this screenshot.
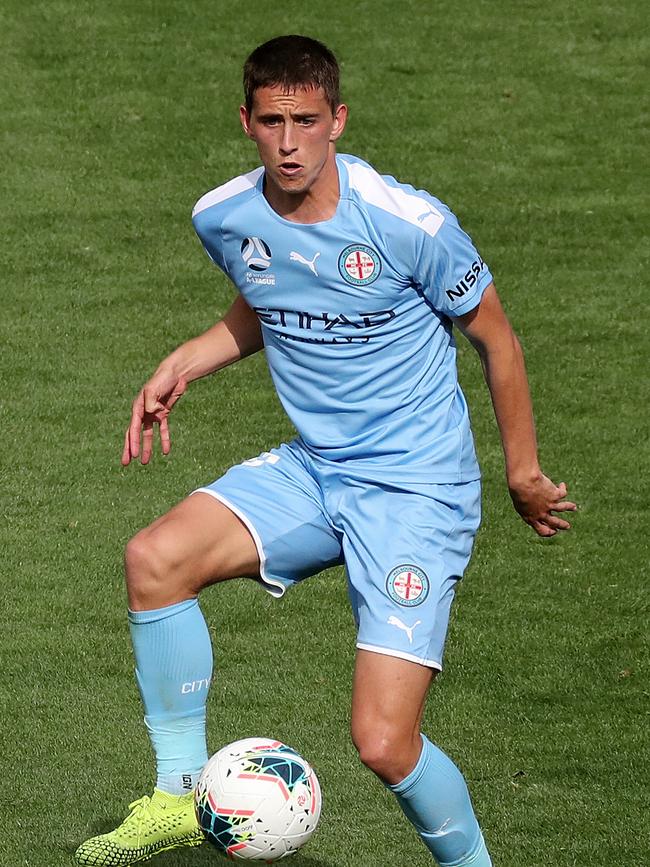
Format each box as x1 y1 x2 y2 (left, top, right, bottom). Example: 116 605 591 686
195 738 322 861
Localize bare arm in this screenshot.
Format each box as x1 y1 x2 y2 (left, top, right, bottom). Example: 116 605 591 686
456 283 576 536
122 294 263 466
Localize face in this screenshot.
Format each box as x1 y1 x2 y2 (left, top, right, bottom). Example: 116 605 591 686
240 85 347 197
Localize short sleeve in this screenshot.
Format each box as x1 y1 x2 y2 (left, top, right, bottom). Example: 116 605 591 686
413 209 493 318
192 205 229 275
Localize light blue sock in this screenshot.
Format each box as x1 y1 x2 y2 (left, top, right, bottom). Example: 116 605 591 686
128 598 213 795
389 734 492 866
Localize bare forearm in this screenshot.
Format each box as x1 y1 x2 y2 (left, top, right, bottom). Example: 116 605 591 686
477 330 541 486
156 295 263 383
123 294 263 466
457 283 576 534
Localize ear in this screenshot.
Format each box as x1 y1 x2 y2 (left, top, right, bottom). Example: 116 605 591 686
240 105 255 140
329 103 348 143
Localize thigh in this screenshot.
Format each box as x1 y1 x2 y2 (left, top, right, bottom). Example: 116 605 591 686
196 442 344 598
351 648 434 736
127 490 261 605
340 481 481 671
350 648 435 782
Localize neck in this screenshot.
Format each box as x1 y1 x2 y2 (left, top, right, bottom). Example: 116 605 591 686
264 151 340 224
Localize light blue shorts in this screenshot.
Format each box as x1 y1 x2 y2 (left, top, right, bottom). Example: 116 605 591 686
195 440 481 670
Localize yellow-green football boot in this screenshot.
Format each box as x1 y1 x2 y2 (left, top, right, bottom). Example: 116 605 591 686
75 789 204 866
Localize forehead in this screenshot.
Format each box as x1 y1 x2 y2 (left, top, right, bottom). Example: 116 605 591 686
250 84 331 114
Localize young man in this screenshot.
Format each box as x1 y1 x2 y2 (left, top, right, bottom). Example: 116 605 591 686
76 35 575 867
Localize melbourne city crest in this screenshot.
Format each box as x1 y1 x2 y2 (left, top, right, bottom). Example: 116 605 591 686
338 244 381 285
386 565 430 607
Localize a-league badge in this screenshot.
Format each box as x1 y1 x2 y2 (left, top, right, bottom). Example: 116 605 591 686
338 244 381 285
241 236 272 271
386 565 430 607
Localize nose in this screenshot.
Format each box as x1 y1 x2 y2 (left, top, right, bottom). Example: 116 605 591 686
279 122 297 156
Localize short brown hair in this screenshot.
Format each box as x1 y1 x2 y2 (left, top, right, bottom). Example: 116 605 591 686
243 35 341 115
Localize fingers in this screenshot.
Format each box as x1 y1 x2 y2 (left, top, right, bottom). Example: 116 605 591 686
122 421 171 466
143 377 186 415
159 416 172 456
166 378 187 412
141 421 154 465
122 400 173 466
123 394 144 466
531 520 557 538
552 482 577 512
543 483 577 532
121 427 132 466
144 393 166 416
513 475 577 537
531 509 574 537
546 514 572 532
123 376 184 466
128 394 144 460
552 500 577 512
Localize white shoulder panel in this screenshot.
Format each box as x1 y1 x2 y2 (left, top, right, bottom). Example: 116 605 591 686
192 166 264 217
344 161 445 239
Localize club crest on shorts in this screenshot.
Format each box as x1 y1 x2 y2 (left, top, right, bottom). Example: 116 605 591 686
386 564 429 607
338 244 381 285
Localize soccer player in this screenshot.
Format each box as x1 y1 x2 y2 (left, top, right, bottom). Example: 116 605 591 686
75 35 576 867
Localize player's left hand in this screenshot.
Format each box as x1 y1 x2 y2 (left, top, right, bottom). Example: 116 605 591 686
508 474 577 537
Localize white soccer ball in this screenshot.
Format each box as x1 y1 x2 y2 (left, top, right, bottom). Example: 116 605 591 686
195 738 322 861
241 237 272 271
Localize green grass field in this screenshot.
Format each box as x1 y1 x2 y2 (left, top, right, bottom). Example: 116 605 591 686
1 1 648 865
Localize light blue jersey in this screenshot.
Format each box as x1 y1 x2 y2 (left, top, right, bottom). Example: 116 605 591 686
192 154 493 483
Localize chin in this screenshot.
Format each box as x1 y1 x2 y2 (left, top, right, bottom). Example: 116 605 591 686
279 178 310 195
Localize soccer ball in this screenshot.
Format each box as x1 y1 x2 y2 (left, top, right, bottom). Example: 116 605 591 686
195 737 322 861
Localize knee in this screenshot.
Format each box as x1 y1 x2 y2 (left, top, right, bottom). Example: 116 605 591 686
124 528 178 608
352 726 418 785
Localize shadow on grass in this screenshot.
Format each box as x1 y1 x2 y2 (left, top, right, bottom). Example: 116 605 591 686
65 833 335 866
157 849 334 866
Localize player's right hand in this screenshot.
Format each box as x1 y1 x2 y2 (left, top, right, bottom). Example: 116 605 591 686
121 369 187 466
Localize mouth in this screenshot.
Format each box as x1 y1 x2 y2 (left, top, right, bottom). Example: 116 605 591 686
278 162 303 178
